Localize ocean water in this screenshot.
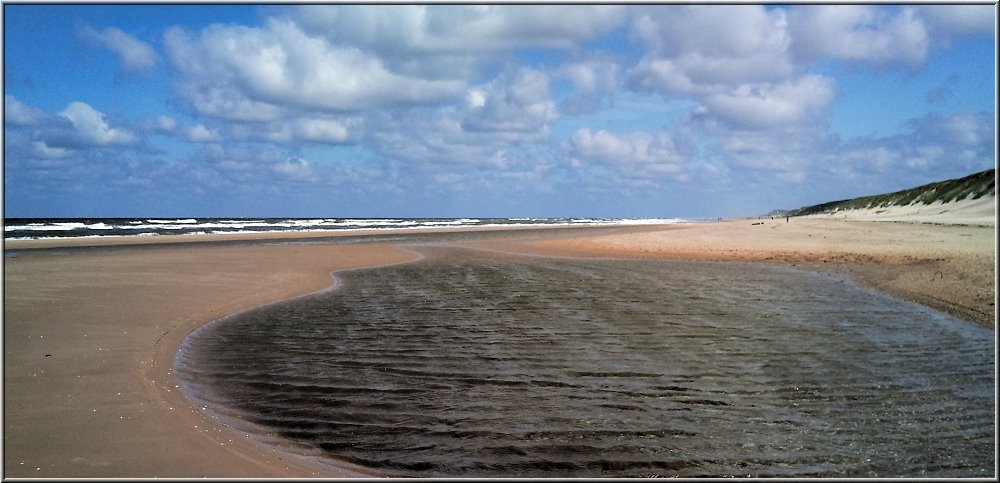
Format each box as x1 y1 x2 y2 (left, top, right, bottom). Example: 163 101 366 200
175 245 995 478
2 217 690 240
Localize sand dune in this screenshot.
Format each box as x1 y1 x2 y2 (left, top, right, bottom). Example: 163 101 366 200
803 195 995 226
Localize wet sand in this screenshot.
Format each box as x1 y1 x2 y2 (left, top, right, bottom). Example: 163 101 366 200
477 218 995 327
3 216 996 477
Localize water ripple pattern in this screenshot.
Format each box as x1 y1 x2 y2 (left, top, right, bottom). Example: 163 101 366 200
175 246 995 477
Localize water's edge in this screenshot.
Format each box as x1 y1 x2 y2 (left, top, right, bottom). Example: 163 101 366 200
171 247 428 477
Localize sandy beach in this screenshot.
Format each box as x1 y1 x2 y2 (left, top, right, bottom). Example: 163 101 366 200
4 242 416 477
492 216 995 328
3 213 995 477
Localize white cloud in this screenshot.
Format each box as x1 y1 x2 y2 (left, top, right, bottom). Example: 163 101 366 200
221 115 358 145
702 75 836 129
627 5 938 108
627 57 701 94
918 5 996 38
78 26 158 73
4 95 46 125
156 115 178 131
283 5 628 88
674 103 841 184
273 157 314 181
163 19 465 120
55 101 136 147
632 5 789 58
787 6 929 66
362 84 562 191
565 128 686 178
627 5 793 93
461 67 557 137
906 112 996 152
718 131 820 178
557 58 621 115
292 5 626 54
727 111 995 189
562 60 619 96
294 118 352 144
467 89 487 109
186 123 220 142
32 141 70 159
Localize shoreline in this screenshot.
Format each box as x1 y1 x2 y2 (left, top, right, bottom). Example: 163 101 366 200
2 221 655 251
3 219 995 477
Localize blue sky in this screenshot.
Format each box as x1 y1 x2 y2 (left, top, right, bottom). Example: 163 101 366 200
3 4 996 218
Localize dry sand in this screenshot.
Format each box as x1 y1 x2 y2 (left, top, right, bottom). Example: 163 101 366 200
4 242 416 477
2 210 996 477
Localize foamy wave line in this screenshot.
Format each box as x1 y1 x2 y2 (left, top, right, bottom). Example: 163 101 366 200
4 218 697 240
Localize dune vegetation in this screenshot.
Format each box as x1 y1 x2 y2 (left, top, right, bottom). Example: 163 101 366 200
789 169 995 217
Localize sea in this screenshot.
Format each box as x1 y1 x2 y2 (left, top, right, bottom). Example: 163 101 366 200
174 243 996 478
2 217 692 240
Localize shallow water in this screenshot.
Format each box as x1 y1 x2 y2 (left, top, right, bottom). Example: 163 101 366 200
175 246 995 477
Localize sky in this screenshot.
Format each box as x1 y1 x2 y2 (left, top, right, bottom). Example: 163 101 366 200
2 3 996 218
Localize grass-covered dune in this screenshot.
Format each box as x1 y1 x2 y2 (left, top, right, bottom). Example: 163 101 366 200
789 168 995 217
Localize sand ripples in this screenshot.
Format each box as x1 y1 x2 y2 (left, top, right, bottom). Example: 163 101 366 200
176 247 994 477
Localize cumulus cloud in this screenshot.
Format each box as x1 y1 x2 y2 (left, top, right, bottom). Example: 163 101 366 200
788 6 929 66
294 117 355 144
816 111 995 189
361 86 563 195
627 5 793 93
181 143 322 190
461 67 557 137
185 123 221 142
719 128 832 182
46 101 137 148
292 5 626 53
702 75 836 129
631 5 787 58
273 157 314 181
906 112 995 150
356 67 561 183
163 19 465 120
221 116 359 145
78 25 158 73
3 98 149 185
918 5 996 38
562 59 620 96
557 58 621 115
32 141 70 159
4 95 46 125
11 5 989 216
281 5 628 86
565 128 686 179
672 100 841 185
627 5 937 104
